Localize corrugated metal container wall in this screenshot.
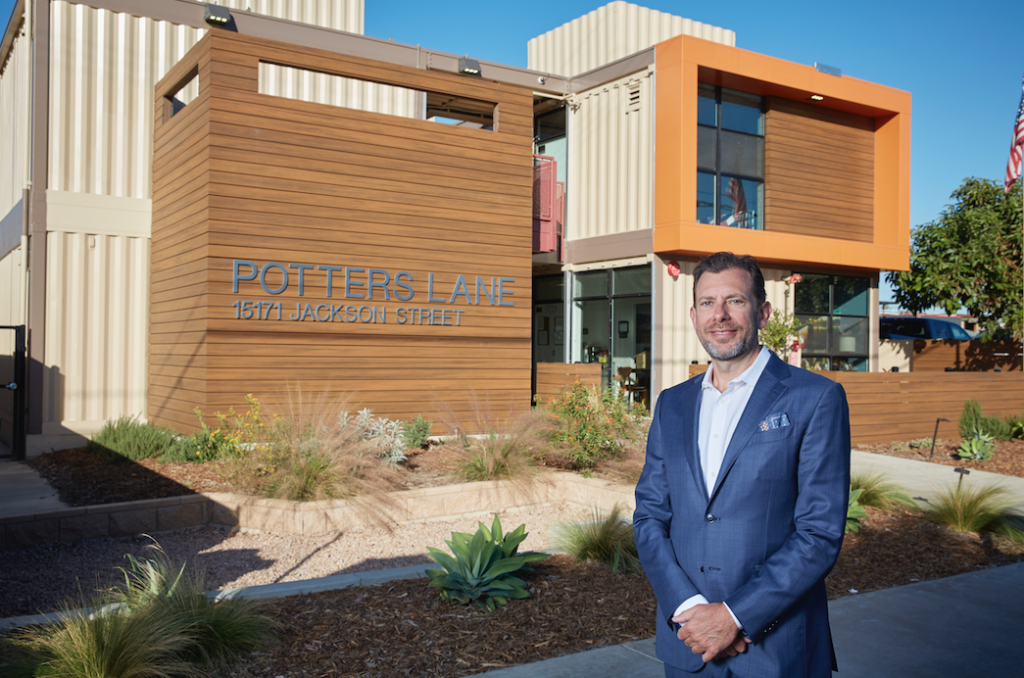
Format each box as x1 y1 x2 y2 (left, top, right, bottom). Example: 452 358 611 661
48 1 205 198
44 232 149 430
219 0 363 33
655 258 792 392
0 245 25 328
47 0 366 199
259 64 420 118
527 0 734 77
0 21 30 219
569 70 652 239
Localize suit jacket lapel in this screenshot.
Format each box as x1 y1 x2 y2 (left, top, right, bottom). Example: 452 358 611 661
708 354 790 502
682 379 710 501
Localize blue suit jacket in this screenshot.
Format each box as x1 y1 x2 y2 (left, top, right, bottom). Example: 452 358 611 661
634 353 850 677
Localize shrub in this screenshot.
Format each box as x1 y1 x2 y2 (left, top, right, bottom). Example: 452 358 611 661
959 399 984 438
908 437 935 449
87 416 176 462
403 415 433 450
426 515 548 613
927 483 1024 542
846 488 868 533
850 472 918 510
1010 415 1024 440
957 430 995 462
550 504 641 574
344 408 407 465
958 399 1012 442
452 410 549 483
225 391 403 507
547 380 647 471
6 541 275 678
758 310 801 356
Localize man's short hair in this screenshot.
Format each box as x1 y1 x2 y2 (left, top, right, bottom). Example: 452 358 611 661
692 252 766 306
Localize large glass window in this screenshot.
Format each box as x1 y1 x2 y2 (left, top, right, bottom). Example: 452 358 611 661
533 275 565 365
570 266 652 398
697 84 765 230
795 274 870 371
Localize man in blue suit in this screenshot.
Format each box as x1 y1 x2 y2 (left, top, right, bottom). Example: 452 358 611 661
634 252 850 677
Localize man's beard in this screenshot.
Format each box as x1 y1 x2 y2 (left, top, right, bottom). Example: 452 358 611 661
697 323 759 361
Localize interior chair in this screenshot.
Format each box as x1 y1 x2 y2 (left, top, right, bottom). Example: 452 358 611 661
616 366 648 408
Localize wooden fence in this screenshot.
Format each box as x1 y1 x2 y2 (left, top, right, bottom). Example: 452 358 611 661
912 340 1021 372
686 366 1023 445
534 363 602 404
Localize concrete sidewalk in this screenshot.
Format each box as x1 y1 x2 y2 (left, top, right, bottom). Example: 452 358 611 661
851 449 1024 511
0 459 68 516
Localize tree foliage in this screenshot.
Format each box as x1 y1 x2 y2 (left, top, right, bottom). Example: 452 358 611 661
886 178 1023 341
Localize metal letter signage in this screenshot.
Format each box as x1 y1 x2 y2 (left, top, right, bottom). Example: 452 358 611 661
230 260 514 327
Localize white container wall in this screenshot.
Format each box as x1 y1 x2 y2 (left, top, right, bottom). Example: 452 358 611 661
43 231 149 435
528 0 734 77
655 258 792 393
47 0 366 200
0 18 31 220
259 63 420 119
569 69 653 239
0 244 26 329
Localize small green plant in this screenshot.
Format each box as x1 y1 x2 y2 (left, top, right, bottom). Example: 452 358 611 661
846 488 868 533
403 415 433 450
850 472 918 511
426 515 548 613
927 483 1024 542
758 310 801 356
890 440 909 453
6 540 275 678
87 416 176 462
344 408 407 465
547 380 647 471
551 504 641 574
908 437 935 449
957 429 996 462
1010 415 1024 440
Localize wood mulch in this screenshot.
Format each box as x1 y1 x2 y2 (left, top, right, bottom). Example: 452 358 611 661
856 437 1024 478
12 446 1024 677
220 508 1024 678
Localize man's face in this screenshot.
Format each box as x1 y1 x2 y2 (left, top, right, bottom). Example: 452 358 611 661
690 267 771 363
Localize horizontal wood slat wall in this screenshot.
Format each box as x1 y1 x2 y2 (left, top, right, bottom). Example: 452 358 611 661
535 363 603 404
685 365 1023 444
911 340 1022 372
150 32 534 434
764 97 874 243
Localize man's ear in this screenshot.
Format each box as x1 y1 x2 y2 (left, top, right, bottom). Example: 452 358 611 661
757 301 772 330
689 305 697 327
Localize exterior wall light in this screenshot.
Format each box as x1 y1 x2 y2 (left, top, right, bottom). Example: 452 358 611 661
458 56 482 77
205 4 231 27
809 94 825 101
666 260 681 279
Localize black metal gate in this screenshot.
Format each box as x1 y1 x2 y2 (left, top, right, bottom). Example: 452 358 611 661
0 325 26 460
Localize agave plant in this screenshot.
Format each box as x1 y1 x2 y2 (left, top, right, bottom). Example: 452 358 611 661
846 488 868 533
426 515 548 612
958 429 995 462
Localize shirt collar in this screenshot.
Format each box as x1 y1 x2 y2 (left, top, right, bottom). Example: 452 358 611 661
701 345 772 392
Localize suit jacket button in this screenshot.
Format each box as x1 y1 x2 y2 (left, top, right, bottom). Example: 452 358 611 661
706 513 715 522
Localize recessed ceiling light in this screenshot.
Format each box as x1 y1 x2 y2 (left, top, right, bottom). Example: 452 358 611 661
809 94 825 101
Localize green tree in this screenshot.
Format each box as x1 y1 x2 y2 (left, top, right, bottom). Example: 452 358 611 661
886 178 1023 341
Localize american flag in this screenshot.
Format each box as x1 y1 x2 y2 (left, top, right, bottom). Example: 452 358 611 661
722 178 747 228
1006 79 1024 193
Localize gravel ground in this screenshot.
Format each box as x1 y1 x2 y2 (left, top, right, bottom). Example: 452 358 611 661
0 503 593 620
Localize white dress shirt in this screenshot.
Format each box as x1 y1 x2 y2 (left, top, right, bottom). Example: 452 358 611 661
673 346 772 631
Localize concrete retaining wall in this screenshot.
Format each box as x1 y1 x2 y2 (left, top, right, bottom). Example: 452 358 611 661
1 473 636 551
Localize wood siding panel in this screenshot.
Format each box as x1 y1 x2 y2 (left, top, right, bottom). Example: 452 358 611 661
685 366 1024 445
765 96 875 243
150 32 533 434
535 363 603 404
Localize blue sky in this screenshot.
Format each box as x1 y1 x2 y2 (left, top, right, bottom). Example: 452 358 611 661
3 0 1022 302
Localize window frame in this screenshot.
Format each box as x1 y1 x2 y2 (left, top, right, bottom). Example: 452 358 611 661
697 84 765 230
